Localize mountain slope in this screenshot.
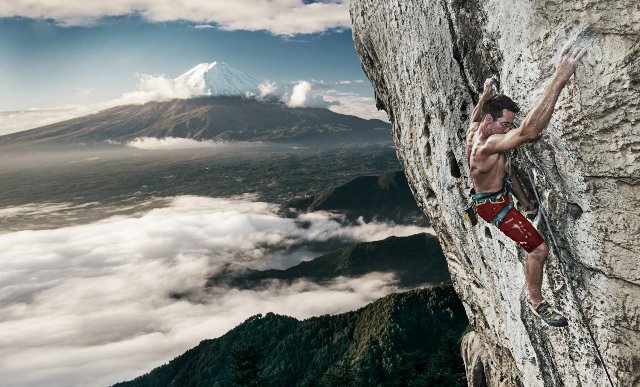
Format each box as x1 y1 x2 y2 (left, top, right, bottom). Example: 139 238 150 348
207 233 448 289
0 97 390 147
114 285 468 387
283 170 429 225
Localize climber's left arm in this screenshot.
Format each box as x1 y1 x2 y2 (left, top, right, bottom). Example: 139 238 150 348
469 78 495 123
466 78 495 164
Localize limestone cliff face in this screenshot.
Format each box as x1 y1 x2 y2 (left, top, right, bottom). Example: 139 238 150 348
349 1 639 386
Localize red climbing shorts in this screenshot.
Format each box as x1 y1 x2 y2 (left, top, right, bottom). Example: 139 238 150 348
475 194 545 253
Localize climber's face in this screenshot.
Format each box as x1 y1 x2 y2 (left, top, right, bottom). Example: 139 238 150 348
481 109 517 137
493 109 516 134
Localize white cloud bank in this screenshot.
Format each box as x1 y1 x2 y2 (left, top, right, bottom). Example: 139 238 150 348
285 80 312 107
0 0 350 36
258 81 278 99
0 195 430 387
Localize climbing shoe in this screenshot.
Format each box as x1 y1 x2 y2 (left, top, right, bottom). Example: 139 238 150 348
530 300 568 327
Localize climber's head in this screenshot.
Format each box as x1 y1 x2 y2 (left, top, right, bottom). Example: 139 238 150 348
482 94 520 119
481 94 520 135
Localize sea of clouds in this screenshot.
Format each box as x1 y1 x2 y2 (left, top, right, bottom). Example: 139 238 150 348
0 195 430 387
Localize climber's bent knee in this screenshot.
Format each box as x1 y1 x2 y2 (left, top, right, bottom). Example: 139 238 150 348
528 242 549 264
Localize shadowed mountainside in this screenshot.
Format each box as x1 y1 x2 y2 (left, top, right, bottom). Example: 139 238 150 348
114 285 468 387
282 170 429 225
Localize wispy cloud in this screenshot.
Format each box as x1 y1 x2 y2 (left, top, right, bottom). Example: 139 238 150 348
0 106 99 135
0 195 430 386
324 90 389 122
75 88 94 97
0 1 350 36
193 24 216 29
124 137 263 150
114 73 202 104
258 81 278 99
335 79 364 84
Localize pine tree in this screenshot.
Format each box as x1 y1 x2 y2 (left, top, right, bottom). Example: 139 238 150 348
230 343 266 387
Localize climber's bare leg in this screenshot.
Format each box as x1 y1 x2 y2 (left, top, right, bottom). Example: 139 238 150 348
524 242 549 307
524 241 568 327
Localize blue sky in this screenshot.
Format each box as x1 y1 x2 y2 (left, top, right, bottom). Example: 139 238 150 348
0 1 387 134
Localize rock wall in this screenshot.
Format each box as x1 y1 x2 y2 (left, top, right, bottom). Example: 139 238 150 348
349 1 639 386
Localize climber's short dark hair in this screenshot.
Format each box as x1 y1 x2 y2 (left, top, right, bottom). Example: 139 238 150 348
482 94 520 119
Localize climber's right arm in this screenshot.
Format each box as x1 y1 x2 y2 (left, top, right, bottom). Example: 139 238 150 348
517 45 586 140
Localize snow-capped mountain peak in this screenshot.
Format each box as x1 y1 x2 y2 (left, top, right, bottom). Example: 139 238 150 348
176 61 260 97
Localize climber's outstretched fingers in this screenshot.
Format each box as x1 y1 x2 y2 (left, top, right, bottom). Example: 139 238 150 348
572 47 587 60
560 41 571 57
555 44 587 82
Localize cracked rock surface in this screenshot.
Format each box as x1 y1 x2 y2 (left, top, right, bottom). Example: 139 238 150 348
350 1 639 386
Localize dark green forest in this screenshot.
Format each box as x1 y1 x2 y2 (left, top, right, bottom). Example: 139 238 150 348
114 285 468 387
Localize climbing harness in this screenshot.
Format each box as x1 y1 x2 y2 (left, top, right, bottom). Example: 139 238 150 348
470 189 514 227
490 201 513 227
525 169 615 387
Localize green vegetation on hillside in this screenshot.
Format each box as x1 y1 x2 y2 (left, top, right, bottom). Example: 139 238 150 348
283 171 428 226
207 233 449 289
114 285 468 387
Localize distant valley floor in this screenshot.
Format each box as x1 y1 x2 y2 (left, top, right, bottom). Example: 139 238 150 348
0 143 400 232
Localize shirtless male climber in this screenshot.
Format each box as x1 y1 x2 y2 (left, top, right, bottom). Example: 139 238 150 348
466 44 586 327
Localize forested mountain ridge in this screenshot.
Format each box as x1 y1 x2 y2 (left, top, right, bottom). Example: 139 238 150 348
282 170 428 225
114 285 468 387
207 233 449 289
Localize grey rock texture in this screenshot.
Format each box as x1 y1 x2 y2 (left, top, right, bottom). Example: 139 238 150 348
349 1 639 386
